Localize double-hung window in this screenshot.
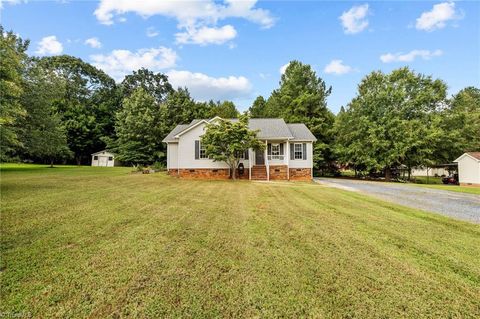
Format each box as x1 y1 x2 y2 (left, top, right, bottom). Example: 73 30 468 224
271 144 280 160
294 143 303 159
199 142 207 159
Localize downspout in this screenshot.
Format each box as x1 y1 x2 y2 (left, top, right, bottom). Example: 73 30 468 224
166 142 169 171
265 140 269 181
177 141 180 177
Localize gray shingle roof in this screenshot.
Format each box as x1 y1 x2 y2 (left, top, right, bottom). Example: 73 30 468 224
162 124 190 142
162 118 317 142
248 118 294 139
287 124 317 141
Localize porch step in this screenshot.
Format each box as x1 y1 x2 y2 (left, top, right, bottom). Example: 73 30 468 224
251 165 267 180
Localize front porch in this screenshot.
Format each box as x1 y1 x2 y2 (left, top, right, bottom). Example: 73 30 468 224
248 140 310 181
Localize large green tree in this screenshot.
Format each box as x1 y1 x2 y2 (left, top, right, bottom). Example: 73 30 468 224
121 68 173 103
0 26 29 160
248 96 267 118
18 62 71 166
266 61 335 168
163 87 208 129
435 87 480 162
113 88 166 165
39 55 120 164
334 68 447 181
202 116 264 179
208 100 240 118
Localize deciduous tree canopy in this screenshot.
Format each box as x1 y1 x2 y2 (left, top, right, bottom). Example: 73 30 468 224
201 116 264 179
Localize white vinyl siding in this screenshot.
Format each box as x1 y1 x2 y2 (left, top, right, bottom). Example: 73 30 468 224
456 156 480 184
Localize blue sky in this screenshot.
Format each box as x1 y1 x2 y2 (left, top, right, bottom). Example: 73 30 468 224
2 0 479 113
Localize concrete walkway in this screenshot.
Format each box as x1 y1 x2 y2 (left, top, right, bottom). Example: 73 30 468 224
314 178 480 224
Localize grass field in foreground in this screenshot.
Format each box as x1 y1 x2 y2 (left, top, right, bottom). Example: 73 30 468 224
1 164 479 318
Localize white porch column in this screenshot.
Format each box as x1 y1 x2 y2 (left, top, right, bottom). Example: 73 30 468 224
286 140 290 180
265 140 269 181
249 148 252 180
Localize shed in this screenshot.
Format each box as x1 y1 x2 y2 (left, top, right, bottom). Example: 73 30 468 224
91 150 117 167
453 152 480 186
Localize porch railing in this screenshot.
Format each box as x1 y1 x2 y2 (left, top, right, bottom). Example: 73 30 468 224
267 155 285 161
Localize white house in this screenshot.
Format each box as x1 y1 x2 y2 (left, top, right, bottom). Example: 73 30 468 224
411 166 449 177
91 150 117 167
454 152 480 186
162 117 316 180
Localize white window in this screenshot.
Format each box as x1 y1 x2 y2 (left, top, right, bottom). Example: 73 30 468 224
271 144 280 156
294 143 303 160
199 142 207 159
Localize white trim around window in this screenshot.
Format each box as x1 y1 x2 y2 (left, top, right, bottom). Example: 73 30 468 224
199 142 208 159
294 143 303 160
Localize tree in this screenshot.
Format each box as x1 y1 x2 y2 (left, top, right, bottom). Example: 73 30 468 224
121 68 173 103
18 62 71 166
208 100 240 118
334 68 447 181
201 116 264 179
266 61 335 168
163 87 208 129
0 26 29 160
435 87 480 162
113 88 166 165
39 55 120 164
248 96 267 117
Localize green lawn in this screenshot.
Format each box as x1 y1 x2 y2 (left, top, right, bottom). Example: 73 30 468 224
1 164 479 318
413 183 480 195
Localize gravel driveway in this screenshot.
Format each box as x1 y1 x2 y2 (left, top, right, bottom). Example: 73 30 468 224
314 178 480 224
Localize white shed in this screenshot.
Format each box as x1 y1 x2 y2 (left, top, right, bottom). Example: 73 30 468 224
454 152 480 186
91 150 117 167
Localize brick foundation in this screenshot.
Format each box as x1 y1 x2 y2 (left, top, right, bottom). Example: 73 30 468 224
168 169 179 176
169 167 312 181
459 182 480 187
269 165 288 180
289 168 312 181
171 168 249 179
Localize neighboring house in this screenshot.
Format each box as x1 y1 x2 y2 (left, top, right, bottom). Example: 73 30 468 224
454 152 480 186
411 166 450 177
162 117 316 181
91 150 118 167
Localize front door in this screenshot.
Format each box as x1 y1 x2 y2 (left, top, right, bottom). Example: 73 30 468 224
255 150 265 165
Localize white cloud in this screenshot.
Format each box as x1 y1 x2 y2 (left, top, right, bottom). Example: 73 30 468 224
90 47 178 81
94 0 275 46
175 25 237 45
380 49 443 63
415 2 462 31
94 0 274 27
339 4 369 34
35 36 63 55
279 62 290 74
84 37 102 48
324 59 354 75
146 27 159 37
0 0 23 9
167 70 252 101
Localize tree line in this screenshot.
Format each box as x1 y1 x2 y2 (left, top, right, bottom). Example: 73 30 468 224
1 27 240 166
1 26 479 179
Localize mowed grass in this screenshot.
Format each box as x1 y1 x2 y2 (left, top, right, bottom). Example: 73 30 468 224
1 164 480 318
413 183 480 195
